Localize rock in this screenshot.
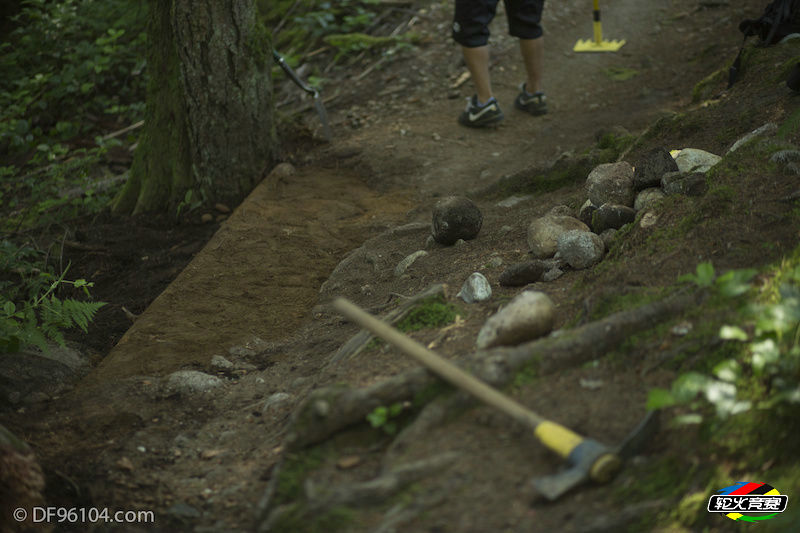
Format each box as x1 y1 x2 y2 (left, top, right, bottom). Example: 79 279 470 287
0 344 89 405
262 392 292 414
585 161 635 207
268 162 296 179
640 211 659 229
770 150 800 175
214 203 231 214
476 291 555 349
548 205 573 217
0 424 46 533
673 148 721 173
498 260 547 286
557 230 605 269
431 196 483 245
599 229 618 249
634 188 666 211
542 267 564 282
496 195 532 208
591 204 636 233
728 123 777 153
394 250 428 276
579 199 598 227
166 371 224 394
201 213 214 223
526 215 590 258
662 172 708 196
457 272 492 303
633 148 678 191
486 256 503 268
210 355 234 370
633 148 679 190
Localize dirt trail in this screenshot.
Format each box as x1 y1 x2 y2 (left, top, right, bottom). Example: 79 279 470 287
87 167 413 382
9 1 778 532
95 0 753 383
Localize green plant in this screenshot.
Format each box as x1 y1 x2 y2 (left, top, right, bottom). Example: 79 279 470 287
176 189 203 218
649 260 799 423
0 240 104 353
366 402 405 435
0 0 147 230
397 297 459 332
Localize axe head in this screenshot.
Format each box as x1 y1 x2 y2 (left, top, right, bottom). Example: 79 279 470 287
531 410 660 501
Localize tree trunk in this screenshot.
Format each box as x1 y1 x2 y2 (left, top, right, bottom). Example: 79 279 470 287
115 0 275 215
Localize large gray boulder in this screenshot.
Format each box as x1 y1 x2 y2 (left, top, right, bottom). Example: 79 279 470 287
476 291 554 349
527 215 590 258
586 161 635 207
634 188 666 211
673 148 721 173
557 230 605 269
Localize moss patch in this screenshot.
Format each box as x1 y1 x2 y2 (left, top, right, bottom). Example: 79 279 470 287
397 296 459 332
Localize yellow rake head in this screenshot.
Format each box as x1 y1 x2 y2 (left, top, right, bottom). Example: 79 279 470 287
574 37 626 53
574 0 625 53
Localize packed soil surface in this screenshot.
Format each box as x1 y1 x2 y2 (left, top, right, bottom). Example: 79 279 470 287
6 1 800 532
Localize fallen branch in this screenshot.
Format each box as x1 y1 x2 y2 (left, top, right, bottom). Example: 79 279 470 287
284 291 696 450
101 120 144 141
305 452 459 507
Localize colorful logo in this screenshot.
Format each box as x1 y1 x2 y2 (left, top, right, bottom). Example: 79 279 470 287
707 482 789 522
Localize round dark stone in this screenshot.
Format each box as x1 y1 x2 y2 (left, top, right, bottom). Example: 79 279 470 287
431 196 483 245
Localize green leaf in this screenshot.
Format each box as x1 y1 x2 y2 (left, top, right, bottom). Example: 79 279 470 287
695 262 715 287
646 388 676 410
672 372 711 402
716 268 757 297
719 325 748 341
673 413 703 425
2 301 15 316
366 406 387 428
388 402 404 417
713 359 741 382
751 339 780 373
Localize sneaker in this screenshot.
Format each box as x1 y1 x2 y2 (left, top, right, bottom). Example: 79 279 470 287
458 95 504 128
515 83 547 116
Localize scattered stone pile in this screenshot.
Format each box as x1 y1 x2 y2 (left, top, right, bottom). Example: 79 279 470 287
435 137 769 350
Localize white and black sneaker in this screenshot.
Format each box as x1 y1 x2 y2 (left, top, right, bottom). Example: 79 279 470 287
514 83 547 116
458 95 504 128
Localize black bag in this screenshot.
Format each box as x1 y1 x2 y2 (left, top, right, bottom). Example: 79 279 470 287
729 0 800 87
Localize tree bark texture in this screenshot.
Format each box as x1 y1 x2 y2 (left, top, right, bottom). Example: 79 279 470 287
115 0 275 214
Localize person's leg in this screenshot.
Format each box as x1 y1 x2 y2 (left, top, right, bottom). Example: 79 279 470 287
506 0 547 114
519 36 543 94
462 45 493 104
453 0 504 126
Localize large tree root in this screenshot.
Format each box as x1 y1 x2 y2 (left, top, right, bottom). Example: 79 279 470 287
258 453 458 532
284 290 695 451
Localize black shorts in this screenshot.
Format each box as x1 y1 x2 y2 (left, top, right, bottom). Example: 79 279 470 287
453 0 545 47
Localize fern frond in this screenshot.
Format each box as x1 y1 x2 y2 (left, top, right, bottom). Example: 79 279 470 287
62 299 105 332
